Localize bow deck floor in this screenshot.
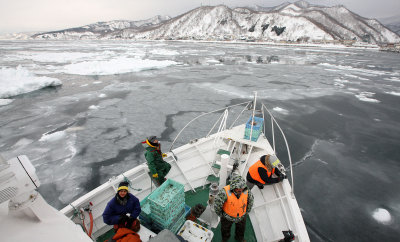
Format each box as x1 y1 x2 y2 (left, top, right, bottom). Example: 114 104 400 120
96 185 257 242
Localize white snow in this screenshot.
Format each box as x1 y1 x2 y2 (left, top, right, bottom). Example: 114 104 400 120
385 91 400 96
195 83 338 101
319 63 389 76
89 105 99 110
355 92 380 103
384 77 400 82
99 93 107 98
11 51 109 63
0 99 13 105
344 74 369 81
334 78 349 88
372 208 392 225
149 49 179 55
39 131 67 142
273 107 289 115
0 66 62 98
12 138 34 148
61 57 177 75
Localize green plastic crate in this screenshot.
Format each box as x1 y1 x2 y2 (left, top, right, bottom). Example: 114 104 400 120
170 205 190 234
151 196 185 224
152 204 185 229
152 205 190 234
148 179 184 214
139 195 151 224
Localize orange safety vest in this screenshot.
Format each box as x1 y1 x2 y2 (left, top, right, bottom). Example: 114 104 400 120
248 160 275 185
222 185 248 218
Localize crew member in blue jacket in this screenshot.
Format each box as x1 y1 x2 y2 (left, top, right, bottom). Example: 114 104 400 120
102 181 141 230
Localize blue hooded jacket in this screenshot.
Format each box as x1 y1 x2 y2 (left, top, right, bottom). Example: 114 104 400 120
102 193 141 225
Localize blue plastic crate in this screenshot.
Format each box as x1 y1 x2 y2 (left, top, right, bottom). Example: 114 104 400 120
151 198 185 224
244 116 264 141
170 205 191 234
148 179 184 214
151 204 190 233
139 195 152 224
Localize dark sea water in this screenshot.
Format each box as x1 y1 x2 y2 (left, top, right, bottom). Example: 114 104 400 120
0 40 399 241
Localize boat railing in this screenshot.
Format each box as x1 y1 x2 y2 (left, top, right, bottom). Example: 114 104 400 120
169 97 295 195
168 100 252 151
261 102 294 196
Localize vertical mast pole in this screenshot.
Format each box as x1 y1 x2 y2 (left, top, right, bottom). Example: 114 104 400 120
250 92 257 140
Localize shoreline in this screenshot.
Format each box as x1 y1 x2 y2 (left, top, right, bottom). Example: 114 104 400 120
0 37 387 51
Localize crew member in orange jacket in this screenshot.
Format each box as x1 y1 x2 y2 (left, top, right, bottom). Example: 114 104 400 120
246 154 286 190
111 220 141 242
214 174 254 242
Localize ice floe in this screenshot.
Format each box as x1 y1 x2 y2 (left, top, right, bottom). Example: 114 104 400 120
384 77 400 82
149 49 179 55
61 57 177 75
319 63 389 76
39 131 67 142
372 208 392 225
11 51 110 63
273 107 289 115
89 105 99 110
385 91 400 96
355 92 380 103
0 65 61 98
0 99 13 105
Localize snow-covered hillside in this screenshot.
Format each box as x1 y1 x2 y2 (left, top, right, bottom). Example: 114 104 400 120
32 15 170 40
31 1 400 44
379 15 400 36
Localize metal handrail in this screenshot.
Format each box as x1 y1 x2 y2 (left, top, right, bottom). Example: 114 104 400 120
261 103 294 196
167 98 295 195
169 101 252 151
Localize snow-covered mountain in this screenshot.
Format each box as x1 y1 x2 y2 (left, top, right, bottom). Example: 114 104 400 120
32 15 170 40
0 32 33 40
379 15 400 36
32 1 399 44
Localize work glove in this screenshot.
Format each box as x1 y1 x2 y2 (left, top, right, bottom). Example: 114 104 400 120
118 214 129 227
162 153 167 158
279 174 287 181
152 173 159 178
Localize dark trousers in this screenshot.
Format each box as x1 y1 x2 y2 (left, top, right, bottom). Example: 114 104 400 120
221 215 246 241
156 162 171 184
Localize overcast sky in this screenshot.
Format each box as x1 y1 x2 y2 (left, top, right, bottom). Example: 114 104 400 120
0 0 399 34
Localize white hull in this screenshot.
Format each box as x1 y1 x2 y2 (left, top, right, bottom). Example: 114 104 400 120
62 124 310 242
1 97 310 242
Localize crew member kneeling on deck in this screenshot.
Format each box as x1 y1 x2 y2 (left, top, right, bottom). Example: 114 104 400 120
214 174 254 242
246 154 286 190
142 136 171 186
102 182 141 232
112 220 141 242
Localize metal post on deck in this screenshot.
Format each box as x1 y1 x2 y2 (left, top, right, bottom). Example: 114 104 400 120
250 92 257 140
219 154 229 189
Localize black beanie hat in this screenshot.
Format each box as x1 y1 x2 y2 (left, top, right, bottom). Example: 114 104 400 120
147 136 158 146
260 155 267 164
117 181 129 192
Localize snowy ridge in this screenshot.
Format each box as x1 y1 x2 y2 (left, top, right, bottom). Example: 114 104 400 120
379 15 400 36
31 1 399 44
32 15 170 40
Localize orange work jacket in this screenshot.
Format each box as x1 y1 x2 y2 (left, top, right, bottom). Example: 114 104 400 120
112 228 141 242
248 160 275 185
222 185 248 218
